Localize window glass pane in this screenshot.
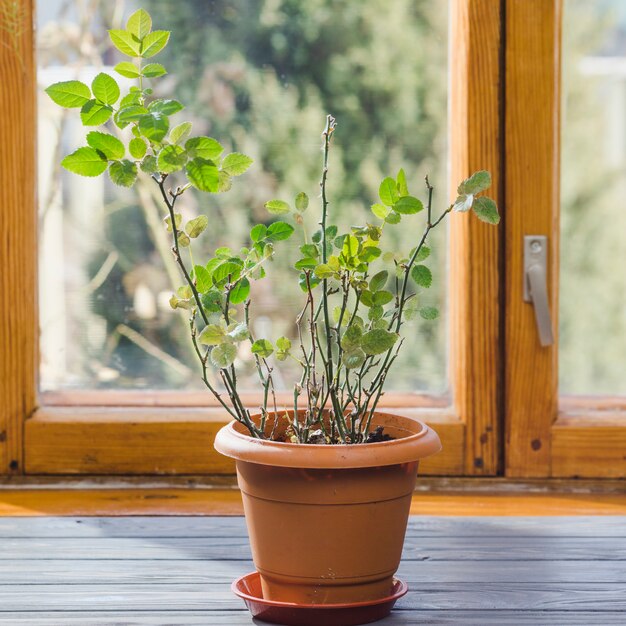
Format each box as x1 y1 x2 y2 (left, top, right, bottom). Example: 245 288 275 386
561 0 626 395
38 0 449 393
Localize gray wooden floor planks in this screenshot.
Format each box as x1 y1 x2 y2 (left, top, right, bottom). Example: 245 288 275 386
0 516 623 625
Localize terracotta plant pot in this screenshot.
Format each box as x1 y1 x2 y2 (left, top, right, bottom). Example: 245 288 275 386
214 410 441 606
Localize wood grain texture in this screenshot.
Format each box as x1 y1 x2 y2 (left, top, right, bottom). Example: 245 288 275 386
0 0 37 475
24 407 466 475
552 416 626 478
0 516 624 623
449 0 502 476
0 489 623 517
505 0 562 477
2 515 625 537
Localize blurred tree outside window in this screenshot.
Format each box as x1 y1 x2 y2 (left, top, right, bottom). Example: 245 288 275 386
561 0 626 395
37 0 449 393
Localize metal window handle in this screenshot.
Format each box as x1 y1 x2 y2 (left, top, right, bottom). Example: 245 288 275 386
523 236 554 347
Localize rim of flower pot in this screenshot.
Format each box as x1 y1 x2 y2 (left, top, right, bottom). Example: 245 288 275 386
214 410 442 469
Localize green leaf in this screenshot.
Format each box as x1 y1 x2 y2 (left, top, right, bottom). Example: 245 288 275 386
222 153 253 176
92 73 120 105
385 212 401 225
126 8 152 39
86 131 124 160
314 264 336 280
149 99 184 116
371 203 390 220
453 194 474 212
457 170 491 195
45 81 91 108
119 91 141 108
419 306 439 320
80 100 113 126
229 322 249 342
229 278 250 304
275 336 291 361
210 343 237 368
185 215 208 238
472 196 500 224
369 305 384 321
361 329 399 355
397 168 409 197
294 257 318 270
373 290 394 306
140 155 158 173
360 246 381 263
393 195 424 215
129 137 147 159
157 144 187 174
169 122 192 145
300 243 319 258
264 199 290 215
369 270 389 293
212 260 242 285
217 171 231 192
186 157 219 192
185 136 223 160
178 232 190 248
267 221 294 241
108 159 137 187
138 112 169 142
116 105 148 127
61 147 108 177
109 29 141 57
413 245 431 262
379 176 399 206
343 348 366 369
142 63 167 78
251 339 273 359
250 224 267 242
201 289 223 313
193 265 212 293
295 192 309 212
341 324 362 351
164 213 181 233
342 234 359 258
141 30 170 57
411 265 432 288
114 62 141 78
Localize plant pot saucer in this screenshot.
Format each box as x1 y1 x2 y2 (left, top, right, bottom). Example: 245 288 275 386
231 571 408 626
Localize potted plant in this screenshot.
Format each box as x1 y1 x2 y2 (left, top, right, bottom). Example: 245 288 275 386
46 8 499 623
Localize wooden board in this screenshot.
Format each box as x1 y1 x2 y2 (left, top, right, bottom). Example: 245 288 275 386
504 0 562 477
24 408 466 475
449 0 503 476
0 489 625 516
552 417 626 478
0 0 37 475
0 515 624 624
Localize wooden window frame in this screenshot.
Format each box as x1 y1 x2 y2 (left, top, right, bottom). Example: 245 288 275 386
0 0 503 477
505 0 626 479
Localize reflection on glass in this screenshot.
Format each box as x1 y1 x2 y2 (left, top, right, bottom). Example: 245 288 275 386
38 0 449 392
561 0 626 395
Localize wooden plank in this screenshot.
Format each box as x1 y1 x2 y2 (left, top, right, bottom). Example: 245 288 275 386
1 515 624 538
0 558 624 585
449 0 503 476
552 417 626 478
0 583 623 612
0 0 37 475
1 535 624 561
0 612 624 626
24 408 465 475
505 0 561 477
0 489 625 516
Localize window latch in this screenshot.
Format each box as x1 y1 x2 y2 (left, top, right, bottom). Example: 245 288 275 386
523 235 554 347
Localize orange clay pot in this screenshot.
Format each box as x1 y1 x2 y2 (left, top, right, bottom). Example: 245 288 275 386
214 410 441 605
